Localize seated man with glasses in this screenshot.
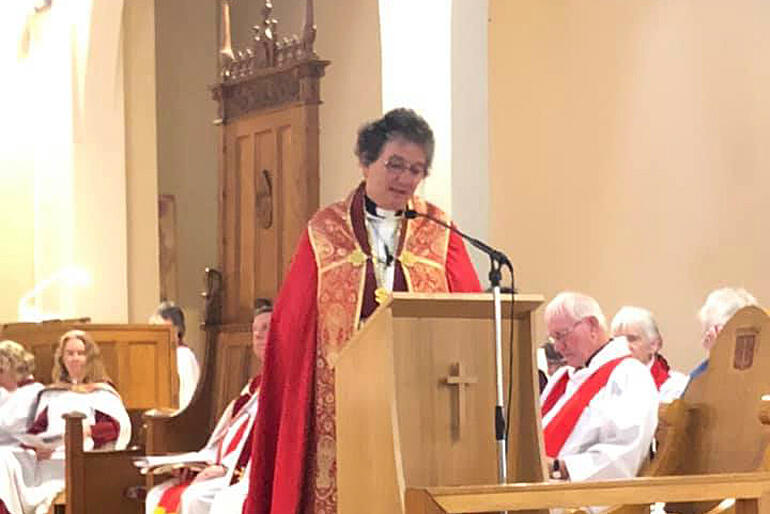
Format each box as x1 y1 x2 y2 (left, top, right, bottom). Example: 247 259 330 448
241 108 481 514
540 292 658 483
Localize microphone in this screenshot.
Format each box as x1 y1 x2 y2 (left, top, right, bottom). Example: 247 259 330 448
406 207 516 478
404 209 512 268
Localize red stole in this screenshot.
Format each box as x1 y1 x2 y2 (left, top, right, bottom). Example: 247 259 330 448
232 375 261 418
17 377 35 388
543 356 630 458
155 479 192 514
216 375 261 465
649 354 671 390
156 375 263 512
541 371 569 417
243 185 481 514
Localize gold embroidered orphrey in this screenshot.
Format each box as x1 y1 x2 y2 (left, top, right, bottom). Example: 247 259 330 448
306 188 452 513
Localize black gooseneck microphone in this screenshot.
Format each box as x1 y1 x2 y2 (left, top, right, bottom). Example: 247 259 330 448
404 210 512 268
404 208 515 483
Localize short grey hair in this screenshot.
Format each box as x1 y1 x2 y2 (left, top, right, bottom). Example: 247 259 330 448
544 292 607 332
0 340 36 381
698 287 758 331
611 306 661 342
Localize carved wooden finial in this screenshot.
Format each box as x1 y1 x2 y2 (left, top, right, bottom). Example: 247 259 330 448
218 0 235 78
302 0 317 57
215 0 327 90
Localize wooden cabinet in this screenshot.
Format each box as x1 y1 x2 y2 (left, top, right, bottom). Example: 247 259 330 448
218 104 321 322
212 0 328 320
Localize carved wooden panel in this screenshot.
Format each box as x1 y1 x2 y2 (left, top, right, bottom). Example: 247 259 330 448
219 105 319 322
211 324 258 419
158 194 179 301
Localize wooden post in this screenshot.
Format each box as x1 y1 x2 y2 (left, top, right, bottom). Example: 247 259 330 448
64 412 86 514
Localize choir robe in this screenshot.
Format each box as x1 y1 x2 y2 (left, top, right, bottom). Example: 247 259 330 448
540 337 659 482
0 379 44 447
0 382 130 514
207 464 250 514
146 376 260 514
177 344 200 411
243 183 482 514
648 354 688 404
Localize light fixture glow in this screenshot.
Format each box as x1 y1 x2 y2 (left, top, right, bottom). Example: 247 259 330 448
17 266 92 321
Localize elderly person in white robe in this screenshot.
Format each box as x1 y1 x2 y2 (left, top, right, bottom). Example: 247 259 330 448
0 330 130 514
0 340 44 446
540 292 658 483
690 287 758 380
145 299 272 514
610 306 688 403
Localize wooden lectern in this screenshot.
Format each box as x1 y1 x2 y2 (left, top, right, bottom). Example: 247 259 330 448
335 292 546 513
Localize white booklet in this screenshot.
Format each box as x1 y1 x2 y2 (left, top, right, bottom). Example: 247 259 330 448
133 452 210 474
15 432 63 451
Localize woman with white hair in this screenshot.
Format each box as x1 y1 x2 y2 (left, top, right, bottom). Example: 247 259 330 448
690 287 759 380
611 306 688 403
0 340 44 446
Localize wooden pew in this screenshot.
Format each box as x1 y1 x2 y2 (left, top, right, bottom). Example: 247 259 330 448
408 306 770 514
405 473 770 514
62 412 145 514
0 321 178 412
143 322 257 454
0 321 178 514
143 267 261 456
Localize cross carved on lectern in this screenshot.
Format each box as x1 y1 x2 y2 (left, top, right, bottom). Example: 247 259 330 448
443 362 478 438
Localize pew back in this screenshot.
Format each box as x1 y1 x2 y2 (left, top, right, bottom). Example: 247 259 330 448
144 322 257 454
0 322 178 411
212 323 258 419
682 306 770 475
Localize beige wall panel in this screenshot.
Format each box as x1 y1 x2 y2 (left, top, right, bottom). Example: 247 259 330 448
124 0 161 323
155 0 219 358
316 0 383 206
489 0 770 371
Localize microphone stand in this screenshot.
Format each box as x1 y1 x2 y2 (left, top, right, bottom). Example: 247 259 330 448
405 209 512 484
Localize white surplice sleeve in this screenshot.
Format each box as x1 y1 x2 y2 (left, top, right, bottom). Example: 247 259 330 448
176 345 200 410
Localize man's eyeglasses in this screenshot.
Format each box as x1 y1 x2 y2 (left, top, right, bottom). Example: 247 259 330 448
548 318 586 345
383 156 427 177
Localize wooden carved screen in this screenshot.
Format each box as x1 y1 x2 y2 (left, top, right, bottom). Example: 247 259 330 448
220 106 320 322
213 0 328 323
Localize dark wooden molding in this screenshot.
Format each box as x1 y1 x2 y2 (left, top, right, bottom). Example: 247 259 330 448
212 58 328 121
213 0 328 122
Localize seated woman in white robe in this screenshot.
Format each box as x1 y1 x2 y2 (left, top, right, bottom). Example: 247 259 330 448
146 299 272 514
0 340 44 447
150 301 201 411
0 329 130 514
610 306 689 403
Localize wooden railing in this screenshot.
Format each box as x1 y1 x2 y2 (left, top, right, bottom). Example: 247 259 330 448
406 473 770 514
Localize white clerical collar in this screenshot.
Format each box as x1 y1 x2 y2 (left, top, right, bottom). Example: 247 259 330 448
364 195 403 220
